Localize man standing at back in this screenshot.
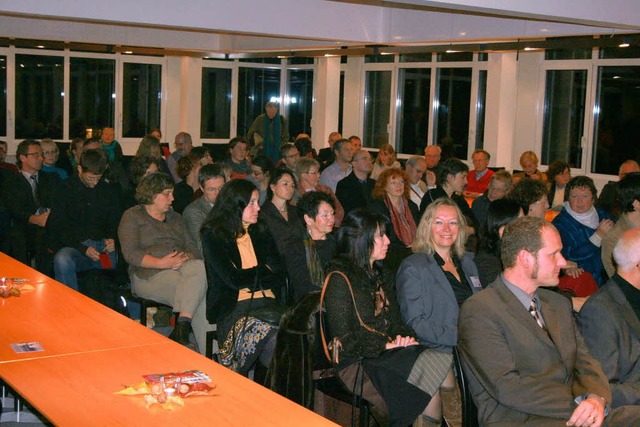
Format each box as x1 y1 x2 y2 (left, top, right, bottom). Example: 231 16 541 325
247 101 289 162
48 149 121 290
459 216 640 426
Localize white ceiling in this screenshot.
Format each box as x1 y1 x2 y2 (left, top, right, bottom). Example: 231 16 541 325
0 0 638 53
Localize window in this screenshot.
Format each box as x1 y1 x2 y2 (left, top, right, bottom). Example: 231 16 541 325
237 67 281 140
0 56 6 136
399 53 432 63
592 66 640 174
15 54 64 139
363 71 391 148
434 68 472 159
122 63 161 138
286 69 313 138
200 67 232 139
541 70 587 167
437 52 473 62
70 57 115 139
395 68 431 155
475 70 488 149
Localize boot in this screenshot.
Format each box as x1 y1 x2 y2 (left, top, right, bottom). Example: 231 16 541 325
413 414 442 427
440 385 462 427
169 320 194 348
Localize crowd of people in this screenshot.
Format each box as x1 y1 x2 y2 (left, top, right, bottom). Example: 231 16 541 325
2 101 640 426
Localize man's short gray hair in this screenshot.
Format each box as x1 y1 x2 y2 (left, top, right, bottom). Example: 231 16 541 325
613 229 640 271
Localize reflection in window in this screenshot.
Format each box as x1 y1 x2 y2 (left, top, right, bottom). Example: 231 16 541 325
70 57 115 139
15 54 64 139
363 71 391 148
475 70 487 149
287 69 313 137
541 70 586 167
395 68 431 155
122 63 161 138
0 56 6 136
201 67 231 139
592 66 640 174
434 68 472 159
237 68 281 141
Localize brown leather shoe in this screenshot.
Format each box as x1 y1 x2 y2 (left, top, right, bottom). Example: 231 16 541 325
169 320 194 348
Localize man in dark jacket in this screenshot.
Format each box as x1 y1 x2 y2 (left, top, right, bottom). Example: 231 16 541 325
336 149 375 215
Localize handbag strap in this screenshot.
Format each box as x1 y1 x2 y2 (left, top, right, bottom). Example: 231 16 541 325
319 270 388 363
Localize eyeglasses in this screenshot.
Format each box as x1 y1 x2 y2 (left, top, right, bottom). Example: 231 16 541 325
25 152 43 157
43 150 59 155
432 220 460 229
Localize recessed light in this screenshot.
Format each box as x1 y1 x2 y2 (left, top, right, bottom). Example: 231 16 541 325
36 45 45 49
619 43 630 48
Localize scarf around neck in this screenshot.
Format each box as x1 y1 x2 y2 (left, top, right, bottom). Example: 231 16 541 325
263 114 281 162
563 201 599 229
384 195 417 247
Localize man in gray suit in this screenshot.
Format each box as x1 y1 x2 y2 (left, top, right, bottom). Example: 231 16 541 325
182 164 226 257
459 217 639 426
578 228 640 407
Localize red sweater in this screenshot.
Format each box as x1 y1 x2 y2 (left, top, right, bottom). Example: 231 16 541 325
466 169 494 194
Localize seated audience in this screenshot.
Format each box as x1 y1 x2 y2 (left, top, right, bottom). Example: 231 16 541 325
317 131 341 170
119 173 209 353
172 155 201 214
40 138 68 180
283 191 336 302
474 198 522 288
122 156 160 209
348 135 362 152
405 155 429 207
48 149 121 290
371 143 401 180
602 172 640 278
553 176 613 287
258 169 305 258
424 145 443 186
465 149 494 198
459 216 640 426
182 164 227 258
579 229 640 407
167 132 193 183
67 137 85 174
471 170 512 228
135 134 171 177
0 139 19 175
319 138 353 193
512 150 548 185
278 143 300 176
335 149 375 215
293 157 344 227
596 159 640 220
370 168 419 272
547 160 571 210
508 178 549 218
99 127 129 192
294 136 315 159
249 155 275 206
201 179 286 376
323 209 456 427
224 137 252 180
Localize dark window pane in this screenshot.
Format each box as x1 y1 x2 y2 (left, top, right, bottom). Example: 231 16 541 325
399 53 432 63
69 57 115 139
237 67 281 140
122 63 161 138
475 70 488 149
200 67 232 139
287 69 313 137
434 68 472 159
541 70 587 167
239 58 282 64
600 45 640 59
287 58 314 65
0 56 5 136
15 54 63 139
592 66 640 174
365 54 394 63
436 51 473 62
396 68 431 155
363 71 391 148
478 52 489 62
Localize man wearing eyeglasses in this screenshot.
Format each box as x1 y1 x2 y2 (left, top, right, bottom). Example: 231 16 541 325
405 156 429 207
47 149 121 291
2 139 60 272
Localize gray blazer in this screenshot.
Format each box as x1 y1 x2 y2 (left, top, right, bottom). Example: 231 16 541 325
578 277 640 407
182 196 212 258
396 251 480 350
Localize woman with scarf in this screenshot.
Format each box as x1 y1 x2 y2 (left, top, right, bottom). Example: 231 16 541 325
283 191 336 302
370 168 419 273
552 176 614 288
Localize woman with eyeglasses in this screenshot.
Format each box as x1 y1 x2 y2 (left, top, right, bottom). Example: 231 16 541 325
292 157 344 227
396 197 481 427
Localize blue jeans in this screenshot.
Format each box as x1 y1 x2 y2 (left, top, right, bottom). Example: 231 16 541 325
53 239 118 290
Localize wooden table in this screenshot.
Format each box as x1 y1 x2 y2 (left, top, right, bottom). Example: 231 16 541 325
0 253 166 363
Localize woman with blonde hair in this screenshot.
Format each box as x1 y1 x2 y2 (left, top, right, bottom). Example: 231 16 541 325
512 151 548 185
371 143 401 180
396 197 481 426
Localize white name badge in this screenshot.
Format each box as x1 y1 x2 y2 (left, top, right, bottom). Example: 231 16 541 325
470 276 482 289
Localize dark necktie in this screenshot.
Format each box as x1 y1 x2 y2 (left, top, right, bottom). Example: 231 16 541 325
529 298 546 331
30 175 41 208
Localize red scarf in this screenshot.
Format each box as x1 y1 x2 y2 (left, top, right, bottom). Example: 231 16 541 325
384 196 417 247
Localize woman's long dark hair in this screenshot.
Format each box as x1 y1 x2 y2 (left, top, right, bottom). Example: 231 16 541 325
480 198 521 256
335 209 389 274
202 179 257 241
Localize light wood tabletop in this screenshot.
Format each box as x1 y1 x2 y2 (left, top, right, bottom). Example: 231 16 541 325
0 342 336 426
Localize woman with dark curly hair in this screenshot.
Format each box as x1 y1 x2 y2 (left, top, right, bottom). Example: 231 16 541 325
201 179 287 376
